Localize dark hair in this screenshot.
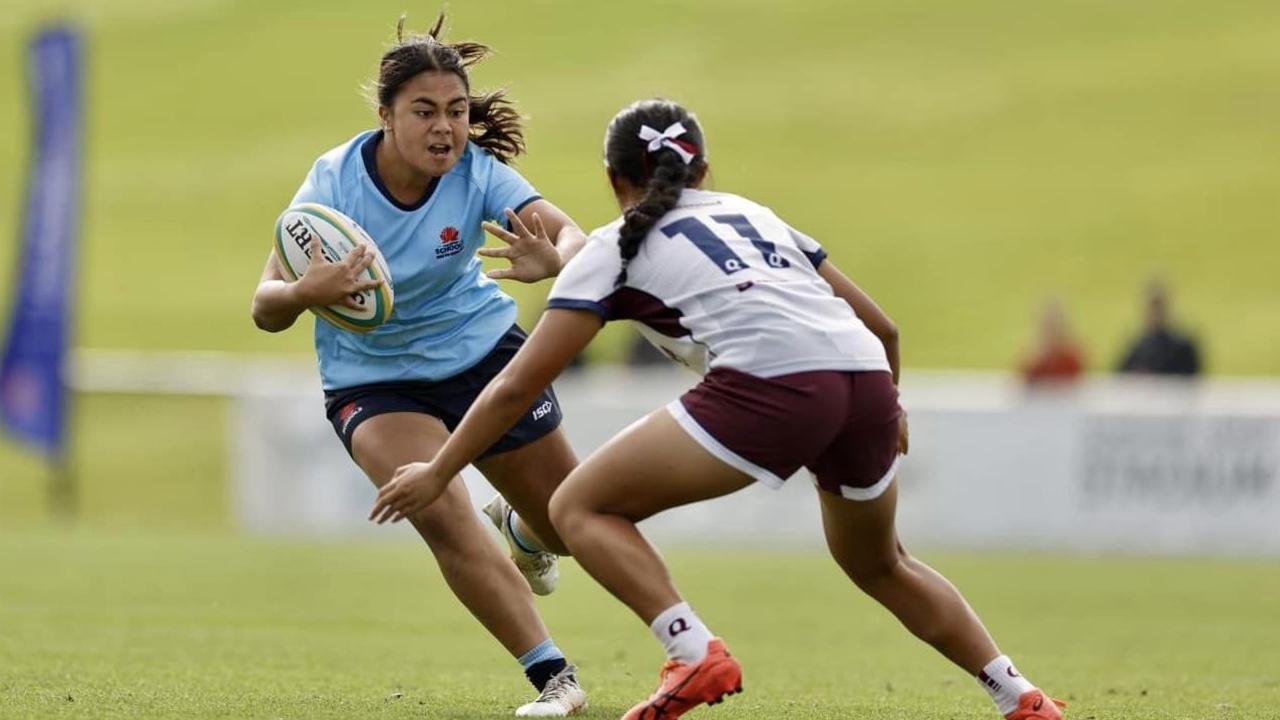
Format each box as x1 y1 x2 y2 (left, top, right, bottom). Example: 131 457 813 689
373 13 525 163
605 99 708 285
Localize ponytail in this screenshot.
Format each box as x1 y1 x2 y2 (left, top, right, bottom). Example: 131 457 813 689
604 99 709 286
468 90 525 164
616 154 690 285
372 12 526 164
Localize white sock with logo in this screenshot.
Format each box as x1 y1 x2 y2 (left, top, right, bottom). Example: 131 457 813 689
649 601 713 664
977 655 1036 715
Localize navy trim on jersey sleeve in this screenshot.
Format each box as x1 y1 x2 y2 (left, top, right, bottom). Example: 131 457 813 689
546 298 611 319
504 195 544 230
512 194 543 214
804 248 828 268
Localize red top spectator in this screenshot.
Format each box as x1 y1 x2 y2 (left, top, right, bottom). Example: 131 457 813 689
1022 299 1086 385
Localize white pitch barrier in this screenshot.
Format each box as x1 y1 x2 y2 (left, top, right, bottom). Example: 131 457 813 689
76 352 1280 555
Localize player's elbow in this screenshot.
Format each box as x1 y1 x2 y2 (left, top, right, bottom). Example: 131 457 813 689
253 315 284 333
869 317 898 346
880 319 899 345
250 304 275 332
488 374 538 410
251 299 292 333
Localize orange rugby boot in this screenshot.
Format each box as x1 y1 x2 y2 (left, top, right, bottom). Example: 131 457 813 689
1005 689 1067 720
621 639 743 720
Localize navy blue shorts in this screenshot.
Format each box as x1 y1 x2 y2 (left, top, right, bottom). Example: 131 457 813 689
323 326 563 460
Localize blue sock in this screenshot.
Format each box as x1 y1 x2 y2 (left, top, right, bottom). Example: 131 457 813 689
519 639 568 691
508 509 544 554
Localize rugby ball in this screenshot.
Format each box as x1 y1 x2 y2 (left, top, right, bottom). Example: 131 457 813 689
274 203 394 333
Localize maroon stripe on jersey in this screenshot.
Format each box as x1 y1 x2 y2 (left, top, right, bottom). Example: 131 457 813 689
601 287 690 338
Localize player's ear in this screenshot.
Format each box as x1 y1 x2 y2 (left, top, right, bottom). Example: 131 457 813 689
607 169 628 207
378 104 392 133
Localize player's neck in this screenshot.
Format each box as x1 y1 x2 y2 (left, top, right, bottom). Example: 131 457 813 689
615 181 705 213
375 135 435 205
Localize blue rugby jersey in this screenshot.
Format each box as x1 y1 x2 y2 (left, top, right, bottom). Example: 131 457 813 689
290 131 540 390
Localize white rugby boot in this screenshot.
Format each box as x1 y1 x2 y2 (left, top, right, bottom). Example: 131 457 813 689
516 664 587 717
482 494 559 596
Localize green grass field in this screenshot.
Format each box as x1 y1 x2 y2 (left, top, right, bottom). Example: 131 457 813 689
0 395 228 529
0 0 1279 372
2 529 1278 719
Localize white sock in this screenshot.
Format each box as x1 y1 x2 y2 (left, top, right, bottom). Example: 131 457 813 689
507 510 546 554
649 602 713 664
977 655 1036 715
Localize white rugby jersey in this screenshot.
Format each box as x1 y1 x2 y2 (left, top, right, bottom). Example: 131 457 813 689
547 189 890 378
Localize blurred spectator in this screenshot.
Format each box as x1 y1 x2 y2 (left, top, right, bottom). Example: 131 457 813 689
1116 280 1201 376
1021 298 1086 385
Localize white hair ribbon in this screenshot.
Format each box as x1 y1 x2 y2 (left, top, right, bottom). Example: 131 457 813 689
638 122 697 164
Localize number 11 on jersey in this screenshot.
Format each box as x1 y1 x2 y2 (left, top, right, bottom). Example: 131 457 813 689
660 214 791 275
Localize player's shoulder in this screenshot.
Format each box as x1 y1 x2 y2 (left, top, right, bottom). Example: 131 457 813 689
558 218 624 279
456 142 515 189
292 130 373 207
675 189 771 214
585 217 625 246
310 130 373 177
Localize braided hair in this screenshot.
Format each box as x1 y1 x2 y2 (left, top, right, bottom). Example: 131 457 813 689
371 12 525 163
604 99 708 285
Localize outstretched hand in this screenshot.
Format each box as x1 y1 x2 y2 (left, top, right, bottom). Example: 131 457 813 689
479 209 561 283
368 461 450 524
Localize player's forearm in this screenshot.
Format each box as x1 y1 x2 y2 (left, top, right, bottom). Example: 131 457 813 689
818 261 901 384
252 281 308 332
433 375 543 479
881 331 901 385
858 308 901 384
554 225 588 270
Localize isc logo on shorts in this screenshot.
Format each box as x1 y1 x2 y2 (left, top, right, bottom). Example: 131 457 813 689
531 400 555 422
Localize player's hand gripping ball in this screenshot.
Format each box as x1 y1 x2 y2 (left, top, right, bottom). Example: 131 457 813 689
274 203 394 332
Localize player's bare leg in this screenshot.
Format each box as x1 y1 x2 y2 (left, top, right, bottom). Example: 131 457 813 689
549 408 753 718
352 413 586 716
477 428 576 596
819 482 998 670
819 482 1063 718
550 409 752 618
352 413 549 654
478 422 578 586
477 427 576 554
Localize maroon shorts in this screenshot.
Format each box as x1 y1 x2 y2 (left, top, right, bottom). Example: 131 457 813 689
668 368 902 499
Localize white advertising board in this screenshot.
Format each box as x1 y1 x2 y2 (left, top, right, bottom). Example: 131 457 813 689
230 367 1280 556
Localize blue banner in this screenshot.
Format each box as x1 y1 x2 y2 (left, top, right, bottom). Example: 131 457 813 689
0 27 83 457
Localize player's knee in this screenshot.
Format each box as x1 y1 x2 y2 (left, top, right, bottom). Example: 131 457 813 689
547 485 585 541
842 545 908 593
547 488 574 536
522 514 572 557
408 489 481 557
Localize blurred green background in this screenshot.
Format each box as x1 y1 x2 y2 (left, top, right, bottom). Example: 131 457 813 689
2 0 1278 371
1 0 1278 522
